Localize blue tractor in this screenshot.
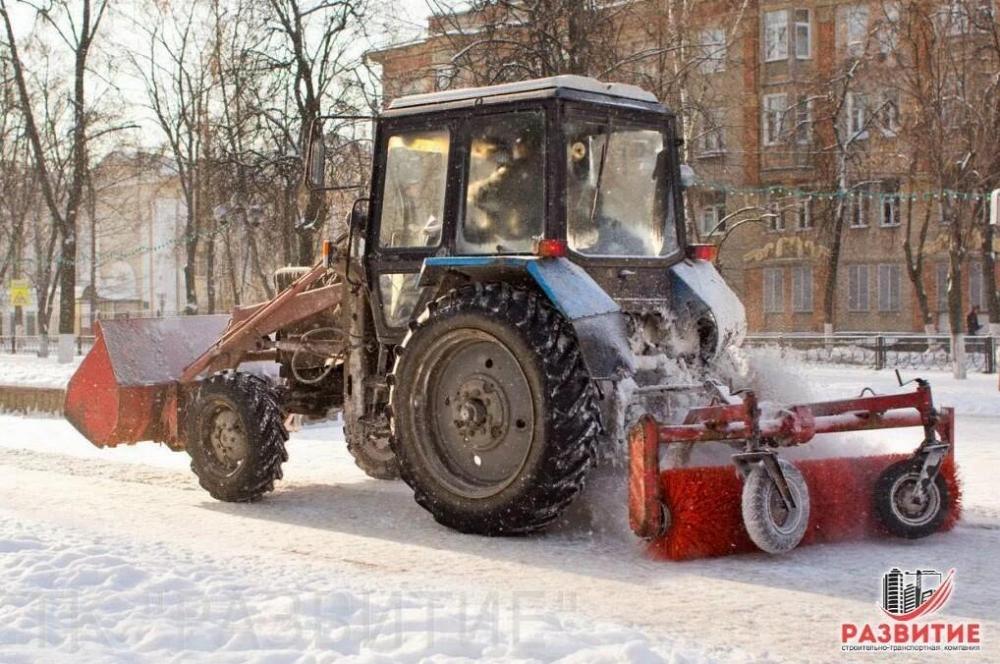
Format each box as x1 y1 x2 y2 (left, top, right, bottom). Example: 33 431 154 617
66 76 746 537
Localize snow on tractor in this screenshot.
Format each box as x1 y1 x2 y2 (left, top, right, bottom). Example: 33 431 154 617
64 76 959 557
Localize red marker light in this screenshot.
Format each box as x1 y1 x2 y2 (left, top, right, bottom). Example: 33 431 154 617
686 243 718 262
534 238 568 258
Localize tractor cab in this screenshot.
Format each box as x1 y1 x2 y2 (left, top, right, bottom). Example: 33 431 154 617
310 76 743 384
362 76 686 341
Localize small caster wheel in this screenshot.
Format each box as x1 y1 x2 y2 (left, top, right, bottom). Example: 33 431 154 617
874 459 950 539
741 458 811 554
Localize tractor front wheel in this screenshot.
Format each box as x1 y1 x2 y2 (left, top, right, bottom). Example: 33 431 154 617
186 372 289 502
389 283 601 535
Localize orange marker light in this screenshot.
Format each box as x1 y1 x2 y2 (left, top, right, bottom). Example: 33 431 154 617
534 239 568 258
686 243 718 262
322 240 334 267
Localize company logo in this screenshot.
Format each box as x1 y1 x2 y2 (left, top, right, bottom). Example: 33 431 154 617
880 567 953 622
840 567 982 653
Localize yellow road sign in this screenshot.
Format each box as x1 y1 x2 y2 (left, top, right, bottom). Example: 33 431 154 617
9 279 30 307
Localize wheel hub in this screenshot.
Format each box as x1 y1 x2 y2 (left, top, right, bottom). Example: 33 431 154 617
414 330 536 498
451 376 509 451
209 408 248 468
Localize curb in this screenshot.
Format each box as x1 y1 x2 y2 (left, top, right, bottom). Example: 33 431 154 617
0 386 66 415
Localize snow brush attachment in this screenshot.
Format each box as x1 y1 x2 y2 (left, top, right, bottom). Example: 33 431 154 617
628 379 960 560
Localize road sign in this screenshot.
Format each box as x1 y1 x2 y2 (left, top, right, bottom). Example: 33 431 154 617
9 279 30 307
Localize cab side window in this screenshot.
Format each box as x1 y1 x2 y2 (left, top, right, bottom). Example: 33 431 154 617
379 129 451 248
460 112 544 254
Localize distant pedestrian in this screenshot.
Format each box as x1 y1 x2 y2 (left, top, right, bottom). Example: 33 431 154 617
966 305 982 335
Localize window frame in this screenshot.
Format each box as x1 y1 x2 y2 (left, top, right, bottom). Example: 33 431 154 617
700 27 727 73
795 9 812 59
796 197 813 230
375 126 454 252
792 264 814 312
764 10 790 62
846 91 869 139
877 263 902 312
763 267 785 313
848 263 871 311
559 104 685 266
762 93 788 146
458 109 548 255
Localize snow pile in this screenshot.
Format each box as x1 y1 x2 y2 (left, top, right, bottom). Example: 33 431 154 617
0 353 81 388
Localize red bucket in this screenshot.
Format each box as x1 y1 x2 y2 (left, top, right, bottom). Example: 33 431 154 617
64 315 229 447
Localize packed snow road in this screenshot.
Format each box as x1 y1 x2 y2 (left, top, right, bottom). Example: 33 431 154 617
1 365 998 662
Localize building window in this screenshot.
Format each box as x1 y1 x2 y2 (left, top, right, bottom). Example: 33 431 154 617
700 28 726 73
877 263 901 312
763 93 787 146
792 265 813 312
797 198 813 230
764 10 789 62
850 189 870 228
795 97 812 144
848 264 871 311
876 3 900 53
764 267 785 313
936 262 950 311
699 109 726 155
768 201 787 232
434 65 457 91
847 92 869 138
700 203 727 236
970 261 984 308
844 5 870 56
795 9 812 59
879 90 901 136
880 183 901 227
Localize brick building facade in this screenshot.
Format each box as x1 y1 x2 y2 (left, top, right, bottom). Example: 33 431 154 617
368 1 999 334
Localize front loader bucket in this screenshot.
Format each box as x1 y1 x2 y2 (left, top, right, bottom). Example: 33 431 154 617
65 315 230 447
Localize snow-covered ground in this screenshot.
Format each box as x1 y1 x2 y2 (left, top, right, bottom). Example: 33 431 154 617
1 362 998 662
0 353 81 388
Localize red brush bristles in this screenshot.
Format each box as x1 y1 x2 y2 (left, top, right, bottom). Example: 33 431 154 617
648 454 962 561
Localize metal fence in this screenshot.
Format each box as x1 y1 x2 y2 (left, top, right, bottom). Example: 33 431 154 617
0 335 95 356
744 333 998 373
2 329 997 374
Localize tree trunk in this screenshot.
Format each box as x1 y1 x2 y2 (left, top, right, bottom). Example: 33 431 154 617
981 207 1000 334
822 197 847 330
902 195 933 330
944 199 966 378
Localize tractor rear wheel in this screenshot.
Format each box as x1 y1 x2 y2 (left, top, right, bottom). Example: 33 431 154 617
389 283 601 535
186 372 289 502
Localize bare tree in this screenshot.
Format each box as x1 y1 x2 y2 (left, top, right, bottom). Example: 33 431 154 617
1 0 109 358
259 0 370 264
127 1 213 314
889 0 999 375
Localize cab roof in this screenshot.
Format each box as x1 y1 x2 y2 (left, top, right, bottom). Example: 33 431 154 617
383 75 668 118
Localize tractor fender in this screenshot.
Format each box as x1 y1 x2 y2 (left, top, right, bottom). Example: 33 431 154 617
668 260 746 357
419 256 634 380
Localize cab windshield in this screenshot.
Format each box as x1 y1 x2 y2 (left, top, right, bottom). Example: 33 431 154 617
564 117 678 257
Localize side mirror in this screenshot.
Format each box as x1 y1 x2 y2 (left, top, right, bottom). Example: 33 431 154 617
679 164 697 189
350 198 369 232
305 122 327 190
